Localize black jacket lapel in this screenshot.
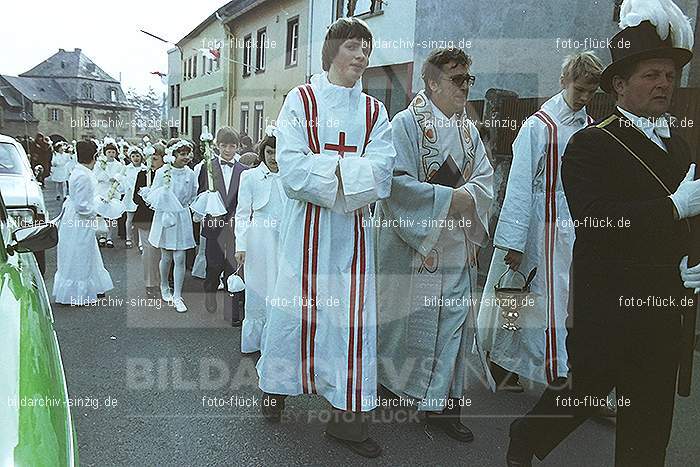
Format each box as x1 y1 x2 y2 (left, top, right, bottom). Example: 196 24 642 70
608 111 686 192
212 159 227 203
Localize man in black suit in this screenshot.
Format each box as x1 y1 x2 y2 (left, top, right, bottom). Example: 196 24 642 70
199 127 248 325
506 14 699 467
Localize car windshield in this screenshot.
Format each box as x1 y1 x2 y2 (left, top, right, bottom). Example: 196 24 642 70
0 142 27 175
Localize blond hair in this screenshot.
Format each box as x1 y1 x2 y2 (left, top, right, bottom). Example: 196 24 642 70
561 51 604 84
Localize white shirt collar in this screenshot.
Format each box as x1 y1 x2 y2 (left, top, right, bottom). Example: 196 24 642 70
617 106 671 140
544 91 589 126
311 72 363 105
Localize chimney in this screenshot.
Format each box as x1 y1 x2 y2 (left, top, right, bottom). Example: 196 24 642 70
59 48 65 52
74 48 82 53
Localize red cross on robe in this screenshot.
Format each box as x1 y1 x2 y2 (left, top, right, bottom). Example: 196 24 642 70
323 131 357 158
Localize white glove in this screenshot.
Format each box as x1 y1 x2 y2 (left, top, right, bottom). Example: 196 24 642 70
669 164 700 219
679 255 700 294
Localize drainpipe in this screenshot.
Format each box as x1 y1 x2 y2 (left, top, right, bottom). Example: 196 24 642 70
306 0 314 82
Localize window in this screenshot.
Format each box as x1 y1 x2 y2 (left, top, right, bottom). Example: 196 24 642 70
185 107 189 134
175 84 180 106
205 104 210 130
286 17 300 67
240 103 250 136
211 104 217 135
170 85 176 107
203 56 207 75
193 55 198 78
253 101 264 142
84 109 92 124
109 88 117 102
337 0 382 18
83 83 94 99
243 34 252 77
50 108 61 121
182 60 187 80
180 107 185 133
256 28 267 72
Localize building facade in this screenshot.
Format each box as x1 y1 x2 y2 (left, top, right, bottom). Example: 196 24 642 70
0 48 135 141
166 48 183 139
226 0 308 143
413 0 699 100
175 13 231 147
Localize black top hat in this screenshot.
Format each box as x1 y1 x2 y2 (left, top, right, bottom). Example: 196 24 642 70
601 20 693 93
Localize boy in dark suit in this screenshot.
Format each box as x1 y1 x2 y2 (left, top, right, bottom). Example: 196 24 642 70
199 127 248 325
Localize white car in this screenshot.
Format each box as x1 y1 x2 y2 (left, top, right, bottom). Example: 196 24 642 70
0 134 49 273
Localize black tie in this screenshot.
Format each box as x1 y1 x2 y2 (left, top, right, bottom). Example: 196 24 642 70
221 160 235 168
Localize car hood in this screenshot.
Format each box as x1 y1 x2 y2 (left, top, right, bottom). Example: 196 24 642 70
0 175 29 207
0 175 46 213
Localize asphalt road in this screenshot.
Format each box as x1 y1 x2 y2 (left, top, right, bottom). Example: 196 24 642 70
41 190 699 466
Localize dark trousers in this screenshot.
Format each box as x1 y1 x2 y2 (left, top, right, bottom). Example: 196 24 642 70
204 227 244 322
262 393 368 442
518 318 681 467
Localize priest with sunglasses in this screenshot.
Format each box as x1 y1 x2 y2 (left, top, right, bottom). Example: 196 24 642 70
375 47 493 443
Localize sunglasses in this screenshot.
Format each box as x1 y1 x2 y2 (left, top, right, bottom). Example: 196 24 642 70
443 73 476 87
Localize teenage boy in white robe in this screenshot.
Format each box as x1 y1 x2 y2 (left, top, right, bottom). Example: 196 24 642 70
479 52 603 392
256 17 395 458
477 52 603 392
375 47 494 443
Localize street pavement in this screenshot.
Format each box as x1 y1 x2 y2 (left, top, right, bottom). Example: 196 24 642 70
41 190 699 466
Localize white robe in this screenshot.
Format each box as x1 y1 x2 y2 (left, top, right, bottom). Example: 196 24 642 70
191 160 207 278
48 152 71 182
256 72 396 412
123 164 145 212
53 164 113 304
235 163 287 353
93 159 126 199
477 91 592 386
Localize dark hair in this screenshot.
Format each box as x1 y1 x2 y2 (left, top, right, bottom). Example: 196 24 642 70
422 48 472 98
321 17 373 71
257 134 276 159
610 61 642 99
76 140 98 164
216 127 239 146
240 134 253 148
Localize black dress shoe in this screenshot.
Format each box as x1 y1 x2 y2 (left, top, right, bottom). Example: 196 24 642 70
205 293 217 313
499 379 525 393
506 419 534 467
426 417 475 443
325 433 382 458
231 319 242 327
